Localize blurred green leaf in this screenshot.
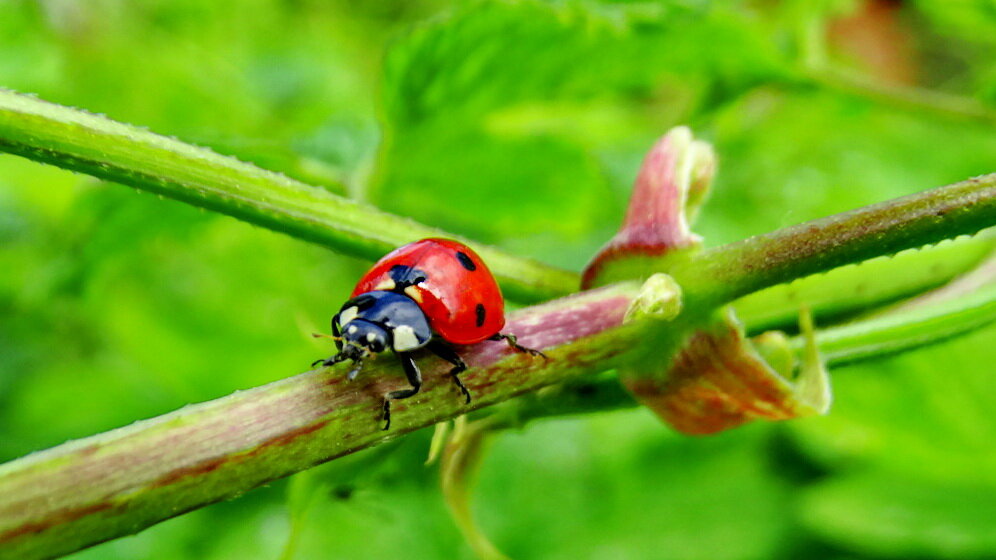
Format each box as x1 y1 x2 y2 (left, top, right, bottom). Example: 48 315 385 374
470 417 796 560
375 0 788 251
801 471 996 558
791 326 996 484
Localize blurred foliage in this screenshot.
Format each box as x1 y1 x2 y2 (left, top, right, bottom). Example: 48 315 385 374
1 0 995 558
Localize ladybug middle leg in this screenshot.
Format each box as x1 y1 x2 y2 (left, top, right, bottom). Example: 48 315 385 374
489 333 547 358
382 353 422 430
427 341 471 404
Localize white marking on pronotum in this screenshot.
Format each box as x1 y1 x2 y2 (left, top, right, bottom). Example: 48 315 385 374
366 332 377 343
393 325 422 351
347 325 358 334
338 306 359 327
375 279 396 291
404 286 423 303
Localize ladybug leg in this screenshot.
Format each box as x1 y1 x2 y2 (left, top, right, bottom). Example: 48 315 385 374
427 342 471 404
346 358 364 380
382 353 422 430
311 353 347 368
489 333 547 359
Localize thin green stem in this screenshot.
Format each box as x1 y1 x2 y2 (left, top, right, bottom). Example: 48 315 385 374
799 254 996 366
673 175 996 311
807 65 996 126
734 235 995 332
0 89 577 302
788 0 996 127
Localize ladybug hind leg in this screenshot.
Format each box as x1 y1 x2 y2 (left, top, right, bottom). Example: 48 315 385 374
427 342 471 404
382 353 423 430
489 333 547 359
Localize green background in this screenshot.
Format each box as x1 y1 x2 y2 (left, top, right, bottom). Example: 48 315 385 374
1 1 995 558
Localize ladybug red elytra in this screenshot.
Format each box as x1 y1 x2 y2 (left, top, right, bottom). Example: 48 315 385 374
313 238 544 429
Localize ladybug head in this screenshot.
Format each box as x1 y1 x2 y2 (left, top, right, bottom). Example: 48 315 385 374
329 291 433 377
339 319 389 358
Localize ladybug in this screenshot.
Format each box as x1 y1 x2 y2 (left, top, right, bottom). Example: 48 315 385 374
313 238 544 429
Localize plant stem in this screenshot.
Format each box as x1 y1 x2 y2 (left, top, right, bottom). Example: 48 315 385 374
800 253 996 366
673 175 996 311
788 2 996 126
734 235 995 332
0 284 640 560
0 89 577 303
808 65 996 126
508 262 996 427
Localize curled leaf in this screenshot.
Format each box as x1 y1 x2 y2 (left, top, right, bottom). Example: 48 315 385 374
623 307 831 435
582 126 716 288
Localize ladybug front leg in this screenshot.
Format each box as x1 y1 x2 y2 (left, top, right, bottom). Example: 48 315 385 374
427 342 471 404
489 333 547 358
311 353 347 368
382 353 423 430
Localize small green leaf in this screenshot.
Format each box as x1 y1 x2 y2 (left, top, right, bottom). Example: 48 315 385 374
801 472 996 558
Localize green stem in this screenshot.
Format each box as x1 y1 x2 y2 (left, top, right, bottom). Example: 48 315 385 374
0 284 641 560
807 65 996 126
800 253 996 366
788 1 996 127
734 235 995 332
673 175 996 311
0 89 577 303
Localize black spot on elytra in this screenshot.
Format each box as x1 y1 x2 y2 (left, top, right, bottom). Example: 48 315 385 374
456 251 477 271
475 303 486 327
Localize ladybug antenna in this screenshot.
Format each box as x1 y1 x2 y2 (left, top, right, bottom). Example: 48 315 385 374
312 332 343 342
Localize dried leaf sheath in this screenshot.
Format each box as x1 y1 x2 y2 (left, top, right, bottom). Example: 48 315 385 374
624 308 830 435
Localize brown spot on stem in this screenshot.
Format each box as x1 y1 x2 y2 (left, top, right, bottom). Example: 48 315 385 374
150 457 228 488
257 419 330 450
78 444 100 456
152 420 332 489
0 502 114 543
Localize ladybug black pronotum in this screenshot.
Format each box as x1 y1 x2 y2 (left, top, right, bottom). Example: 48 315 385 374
313 238 544 429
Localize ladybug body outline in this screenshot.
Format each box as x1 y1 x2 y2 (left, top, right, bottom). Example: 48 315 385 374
349 238 506 344
313 238 543 429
